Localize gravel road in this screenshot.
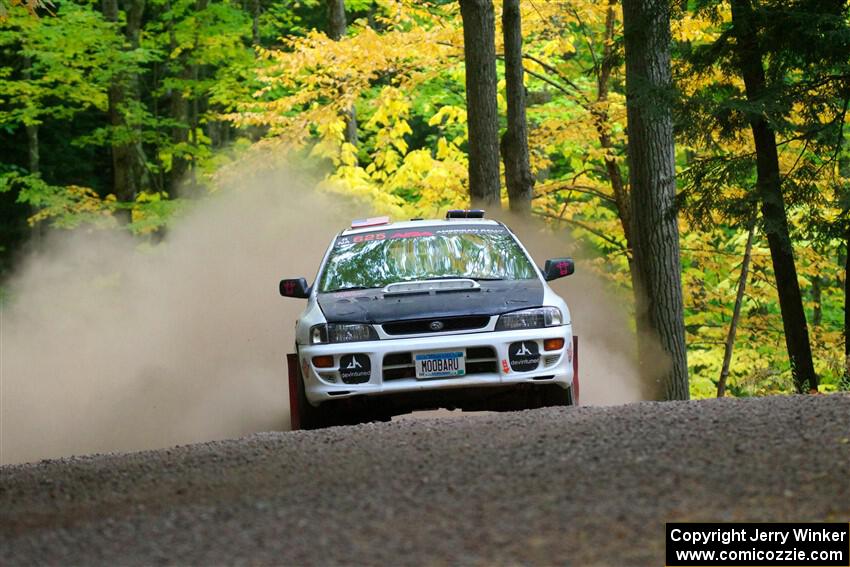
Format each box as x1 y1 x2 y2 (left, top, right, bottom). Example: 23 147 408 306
2 394 849 566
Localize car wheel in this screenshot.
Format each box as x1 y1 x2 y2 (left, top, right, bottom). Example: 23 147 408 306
539 383 574 407
295 364 330 430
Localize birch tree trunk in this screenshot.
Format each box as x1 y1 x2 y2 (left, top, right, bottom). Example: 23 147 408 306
622 0 689 400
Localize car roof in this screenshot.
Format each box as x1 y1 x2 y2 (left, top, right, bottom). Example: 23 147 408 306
341 218 503 236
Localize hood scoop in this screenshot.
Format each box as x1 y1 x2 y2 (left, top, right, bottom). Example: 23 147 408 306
382 279 480 296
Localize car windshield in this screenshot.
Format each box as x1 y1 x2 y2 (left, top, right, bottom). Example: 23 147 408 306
318 225 537 292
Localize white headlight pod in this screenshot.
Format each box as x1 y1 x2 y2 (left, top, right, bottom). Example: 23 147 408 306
495 307 563 331
310 323 378 344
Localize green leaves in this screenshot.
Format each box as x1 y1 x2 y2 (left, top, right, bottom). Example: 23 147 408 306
1 2 122 123
0 0 847 398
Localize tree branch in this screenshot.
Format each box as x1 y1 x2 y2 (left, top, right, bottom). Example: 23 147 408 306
533 182 616 203
521 53 591 106
533 210 627 250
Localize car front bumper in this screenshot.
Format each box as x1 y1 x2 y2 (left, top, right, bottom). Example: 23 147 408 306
297 325 574 406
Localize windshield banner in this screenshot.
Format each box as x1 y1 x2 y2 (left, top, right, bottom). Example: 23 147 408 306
335 224 508 246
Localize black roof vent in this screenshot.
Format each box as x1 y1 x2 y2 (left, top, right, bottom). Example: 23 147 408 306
446 209 485 219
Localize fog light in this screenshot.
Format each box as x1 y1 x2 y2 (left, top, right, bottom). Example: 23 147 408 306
312 355 334 368
544 338 565 351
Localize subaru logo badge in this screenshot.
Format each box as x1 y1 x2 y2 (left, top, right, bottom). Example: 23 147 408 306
429 320 444 331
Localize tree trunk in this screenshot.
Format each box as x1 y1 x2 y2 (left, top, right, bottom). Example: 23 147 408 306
326 0 357 145
840 154 850 387
718 223 755 397
167 0 189 193
622 0 689 400
188 0 209 191
500 0 533 214
327 0 346 40
25 123 39 175
189 64 200 189
342 107 358 147
459 0 501 208
251 0 260 47
22 57 39 175
103 0 133 201
25 120 40 243
845 229 849 385
811 275 822 326
124 0 145 49
169 68 190 191
22 55 42 244
102 0 142 204
125 0 147 192
730 0 818 394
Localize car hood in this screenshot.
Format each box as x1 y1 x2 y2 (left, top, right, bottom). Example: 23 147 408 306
316 280 544 324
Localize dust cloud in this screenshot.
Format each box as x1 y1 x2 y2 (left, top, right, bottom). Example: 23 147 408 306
1 177 644 466
1 170 359 465
499 213 650 405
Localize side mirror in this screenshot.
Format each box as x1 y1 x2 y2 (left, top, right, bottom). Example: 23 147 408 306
279 277 311 298
542 258 575 281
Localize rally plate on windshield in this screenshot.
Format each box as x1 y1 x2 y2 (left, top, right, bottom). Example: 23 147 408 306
414 350 466 380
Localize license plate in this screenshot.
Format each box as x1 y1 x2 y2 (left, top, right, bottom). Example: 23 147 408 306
415 350 466 379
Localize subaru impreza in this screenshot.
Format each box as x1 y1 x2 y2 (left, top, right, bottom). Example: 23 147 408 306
280 210 578 429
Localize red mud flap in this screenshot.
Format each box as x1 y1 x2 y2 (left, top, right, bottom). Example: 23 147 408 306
287 353 301 430
572 335 580 406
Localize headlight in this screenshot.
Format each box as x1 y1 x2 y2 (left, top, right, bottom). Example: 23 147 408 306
495 307 563 331
310 323 378 344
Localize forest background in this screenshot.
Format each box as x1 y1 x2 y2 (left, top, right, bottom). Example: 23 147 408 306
1 0 848 399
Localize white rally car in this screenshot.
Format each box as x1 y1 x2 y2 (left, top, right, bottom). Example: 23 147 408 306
280 210 578 429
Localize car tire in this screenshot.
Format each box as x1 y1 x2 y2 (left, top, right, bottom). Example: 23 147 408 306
539 383 574 407
296 365 368 429
295 363 329 430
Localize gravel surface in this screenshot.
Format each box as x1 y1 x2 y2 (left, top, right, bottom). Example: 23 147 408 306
2 394 849 566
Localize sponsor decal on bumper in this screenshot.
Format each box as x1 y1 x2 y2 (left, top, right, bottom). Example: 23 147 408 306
339 354 371 384
508 341 540 372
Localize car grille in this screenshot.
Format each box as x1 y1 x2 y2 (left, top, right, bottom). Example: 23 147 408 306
381 315 490 336
382 346 499 381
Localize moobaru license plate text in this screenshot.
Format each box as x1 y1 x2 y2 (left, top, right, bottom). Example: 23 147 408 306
415 351 466 378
